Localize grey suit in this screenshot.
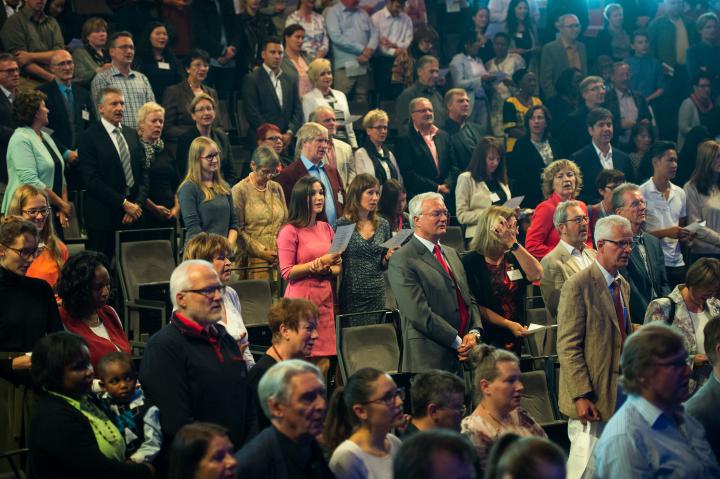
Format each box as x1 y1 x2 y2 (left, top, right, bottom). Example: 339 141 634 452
685 373 720 462
539 39 588 98
388 236 482 374
540 243 597 322
621 232 670 325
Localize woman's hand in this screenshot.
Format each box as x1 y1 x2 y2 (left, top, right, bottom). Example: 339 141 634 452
507 321 529 337
384 247 398 262
694 354 708 367
261 249 279 264
493 216 519 248
320 253 342 266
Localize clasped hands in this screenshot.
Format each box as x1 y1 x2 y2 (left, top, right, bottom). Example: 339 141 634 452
309 253 342 275
122 200 143 225
457 333 478 362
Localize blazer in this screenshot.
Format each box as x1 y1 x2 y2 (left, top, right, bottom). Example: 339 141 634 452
37 80 96 154
539 39 587 98
685 374 720 462
0 91 14 184
557 262 632 420
570 143 633 204
387 236 482 374
507 135 558 209
539 242 597 322
331 138 355 188
161 80 222 142
77 121 149 231
189 0 238 58
302 87 357 149
395 127 456 199
176 126 238 185
454 173 511 238
620 232 670 325
275 158 345 222
603 88 651 145
647 15 697 68
242 66 303 136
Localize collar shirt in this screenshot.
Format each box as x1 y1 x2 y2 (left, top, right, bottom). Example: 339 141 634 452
371 7 413 56
559 239 593 270
593 142 614 170
301 154 337 225
640 179 687 267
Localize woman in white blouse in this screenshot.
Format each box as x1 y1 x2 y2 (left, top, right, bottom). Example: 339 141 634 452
455 137 511 240
354 109 403 186
302 58 358 148
685 140 720 262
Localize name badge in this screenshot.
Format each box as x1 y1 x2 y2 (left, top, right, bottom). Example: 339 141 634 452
337 191 344 204
507 269 523 281
489 193 501 203
158 61 170 70
81 109 90 121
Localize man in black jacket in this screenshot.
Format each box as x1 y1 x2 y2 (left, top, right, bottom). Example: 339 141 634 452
603 62 652 149
0 52 18 188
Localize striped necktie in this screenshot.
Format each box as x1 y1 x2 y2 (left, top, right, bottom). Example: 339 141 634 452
113 128 135 190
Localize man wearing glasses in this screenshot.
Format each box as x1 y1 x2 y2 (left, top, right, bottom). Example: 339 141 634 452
539 13 587 99
557 215 635 478
140 259 258 453
0 52 19 190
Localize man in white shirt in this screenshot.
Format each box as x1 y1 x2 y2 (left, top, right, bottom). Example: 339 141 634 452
540 200 597 322
639 140 693 287
371 0 413 101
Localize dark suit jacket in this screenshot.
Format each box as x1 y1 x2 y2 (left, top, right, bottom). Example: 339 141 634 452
176 126 238 185
242 66 303 136
395 127 456 200
275 158 344 222
77 121 149 231
508 135 559 209
37 81 95 155
161 81 221 142
558 103 590 158
603 88 651 147
685 373 720 462
620 232 670 324
0 91 14 184
571 143 633 204
190 0 238 58
387 236 482 373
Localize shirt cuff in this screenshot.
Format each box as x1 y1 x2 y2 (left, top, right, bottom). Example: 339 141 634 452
63 150 71 160
452 336 462 349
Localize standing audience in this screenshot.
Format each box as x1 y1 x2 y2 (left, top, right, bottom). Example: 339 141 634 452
354 109 402 186
685 140 720 261
72 17 112 87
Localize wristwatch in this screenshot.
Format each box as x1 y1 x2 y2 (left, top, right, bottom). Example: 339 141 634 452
509 242 520 252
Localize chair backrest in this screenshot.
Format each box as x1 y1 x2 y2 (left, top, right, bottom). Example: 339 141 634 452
444 226 465 252
119 240 176 301
64 202 84 241
341 323 400 379
229 279 272 328
519 370 556 424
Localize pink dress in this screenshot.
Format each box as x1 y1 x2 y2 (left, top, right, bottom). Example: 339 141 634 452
277 221 336 356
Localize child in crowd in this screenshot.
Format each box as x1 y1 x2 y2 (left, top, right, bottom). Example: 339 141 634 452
97 352 162 464
626 31 665 104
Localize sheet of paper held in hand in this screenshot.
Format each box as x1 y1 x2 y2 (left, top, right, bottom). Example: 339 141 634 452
329 224 356 254
527 323 558 334
685 220 707 234
502 196 525 210
381 228 414 249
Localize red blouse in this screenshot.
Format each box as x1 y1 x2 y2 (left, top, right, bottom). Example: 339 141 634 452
60 305 131 370
524 192 594 259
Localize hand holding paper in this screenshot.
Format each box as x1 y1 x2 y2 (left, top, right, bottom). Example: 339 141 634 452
381 228 414 249
329 223 356 254
502 196 525 210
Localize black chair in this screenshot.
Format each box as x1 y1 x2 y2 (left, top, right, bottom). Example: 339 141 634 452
0 448 28 479
228 279 273 354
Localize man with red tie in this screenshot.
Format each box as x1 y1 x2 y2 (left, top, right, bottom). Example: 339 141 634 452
557 214 634 478
388 192 483 375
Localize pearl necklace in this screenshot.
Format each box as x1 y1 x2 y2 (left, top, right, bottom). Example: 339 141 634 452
250 173 267 192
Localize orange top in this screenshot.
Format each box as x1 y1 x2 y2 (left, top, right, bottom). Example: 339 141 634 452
27 241 69 288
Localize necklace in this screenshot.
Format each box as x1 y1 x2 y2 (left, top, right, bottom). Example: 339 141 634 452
271 344 284 361
250 173 267 192
84 313 101 328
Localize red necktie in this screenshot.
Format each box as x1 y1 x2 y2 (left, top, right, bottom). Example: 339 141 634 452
612 280 627 344
434 245 469 335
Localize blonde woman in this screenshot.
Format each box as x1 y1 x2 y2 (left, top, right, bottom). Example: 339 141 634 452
354 109 402 185
302 58 357 148
177 137 238 246
6 185 68 288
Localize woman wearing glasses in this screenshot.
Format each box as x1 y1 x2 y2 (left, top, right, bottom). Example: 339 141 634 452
354 110 402 186
56 251 131 370
178 137 238 247
256 123 289 167
232 146 287 280
0 216 63 455
324 368 405 478
6 185 68 288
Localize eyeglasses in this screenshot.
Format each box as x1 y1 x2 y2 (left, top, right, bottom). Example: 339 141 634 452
363 388 405 407
112 44 135 50
264 136 283 143
603 239 634 249
564 215 589 225
653 357 692 369
369 125 388 131
194 105 215 113
22 207 51 218
421 209 449 218
1 243 39 260
563 23 581 29
258 168 279 177
412 108 433 114
182 284 226 298
201 151 220 161
439 404 467 415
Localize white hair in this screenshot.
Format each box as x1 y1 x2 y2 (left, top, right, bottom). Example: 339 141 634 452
408 192 444 219
594 214 632 244
257 359 323 419
169 259 215 310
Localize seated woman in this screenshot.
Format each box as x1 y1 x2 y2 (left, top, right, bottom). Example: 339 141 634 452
57 251 130 370
378 179 410 234
456 137 511 243
134 21 183 101
354 109 403 186
72 17 112 87
325 368 405 478
645 257 720 392
6 185 67 287
182 232 254 367
463 206 542 352
461 345 546 470
231 146 287 280
168 422 237 479
177 137 238 247
28 332 153 478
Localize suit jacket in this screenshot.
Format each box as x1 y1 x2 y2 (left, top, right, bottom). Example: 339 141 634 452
685 373 720 462
77 121 149 231
395 127 456 200
37 81 95 155
0 90 14 184
242 66 303 136
176 126 238 185
387 236 482 373
161 80 221 142
275 158 345 222
331 138 354 189
621 232 670 325
570 143 633 204
190 0 238 58
603 88 652 147
539 39 588 98
557 262 632 420
540 243 597 322
507 135 559 209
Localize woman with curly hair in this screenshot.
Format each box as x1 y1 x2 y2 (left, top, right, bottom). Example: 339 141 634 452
57 251 130 370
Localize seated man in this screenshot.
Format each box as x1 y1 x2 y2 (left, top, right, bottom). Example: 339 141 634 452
595 323 720 478
404 370 466 437
393 430 478 479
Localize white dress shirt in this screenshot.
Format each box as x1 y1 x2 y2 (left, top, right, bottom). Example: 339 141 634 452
263 64 283 108
593 142 614 170
371 7 413 56
558 239 593 270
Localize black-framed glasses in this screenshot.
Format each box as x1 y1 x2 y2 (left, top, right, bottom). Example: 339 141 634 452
1 243 39 260
604 239 634 249
22 207 51 218
201 151 220 161
112 44 135 50
564 215 589 225
363 388 405 407
369 125 388 131
182 284 226 298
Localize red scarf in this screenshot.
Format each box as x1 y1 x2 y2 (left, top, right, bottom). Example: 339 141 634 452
691 93 713 114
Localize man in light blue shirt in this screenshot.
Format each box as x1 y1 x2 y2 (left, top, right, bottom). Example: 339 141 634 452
325 0 378 112
595 323 720 478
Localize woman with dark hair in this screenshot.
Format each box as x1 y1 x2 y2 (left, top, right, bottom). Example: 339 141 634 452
678 125 713 187
277 176 341 363
686 12 720 83
449 28 493 127
545 67 582 132
28 332 153 478
503 69 542 151
335 174 393 318
57 251 130 370
391 24 440 89
168 422 237 479
485 433 566 479
596 3 631 61
325 368 404 477
378 179 410 233
0 216 62 457
628 122 655 180
285 0 329 59
506 0 539 67
685 140 720 261
281 24 312 97
72 17 112 86
589 169 626 233
162 49 222 143
456 137 511 242
135 21 183 101
469 6 495 62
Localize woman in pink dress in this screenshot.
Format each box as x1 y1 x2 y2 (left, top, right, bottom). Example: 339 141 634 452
277 175 341 373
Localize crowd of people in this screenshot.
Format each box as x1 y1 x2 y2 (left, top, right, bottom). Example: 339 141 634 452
3 0 720 477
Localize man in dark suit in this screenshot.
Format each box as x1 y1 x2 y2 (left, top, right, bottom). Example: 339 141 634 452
77 87 149 261
571 107 633 205
395 97 456 210
37 50 95 192
0 52 18 189
604 62 652 149
275 122 344 225
445 88 483 183
613 183 670 324
242 36 303 147
388 192 483 374
558 75 605 157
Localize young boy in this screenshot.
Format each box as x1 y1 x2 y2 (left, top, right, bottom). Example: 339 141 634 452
97 352 162 464
626 31 665 104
